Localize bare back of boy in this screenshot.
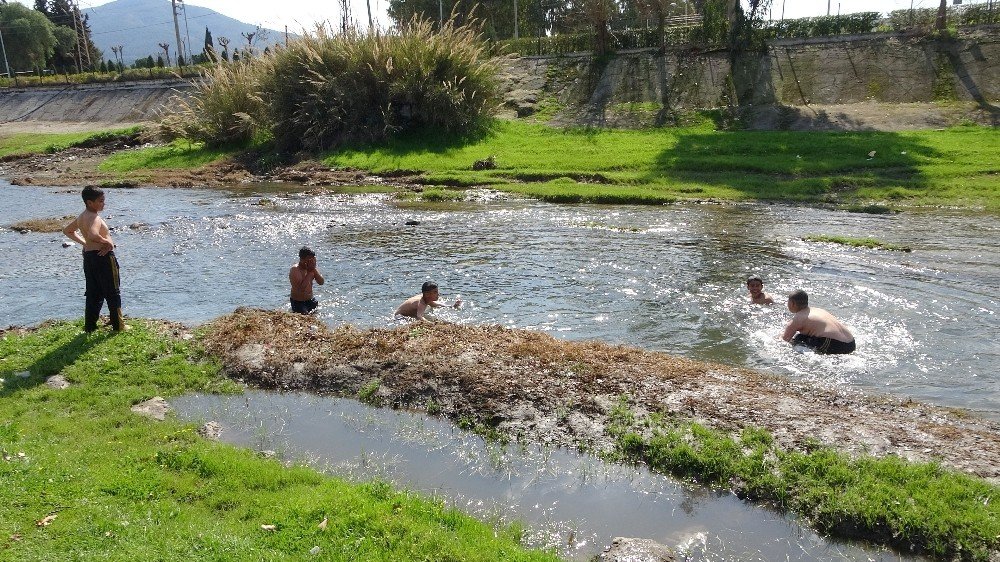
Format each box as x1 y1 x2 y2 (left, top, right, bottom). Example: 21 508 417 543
784 306 854 343
394 294 426 319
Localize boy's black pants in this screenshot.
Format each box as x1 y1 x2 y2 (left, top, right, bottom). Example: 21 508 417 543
83 250 123 331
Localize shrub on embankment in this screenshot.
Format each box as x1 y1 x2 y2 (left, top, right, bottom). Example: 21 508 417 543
161 19 500 152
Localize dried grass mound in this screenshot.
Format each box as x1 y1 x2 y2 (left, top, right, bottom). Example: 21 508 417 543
200 308 1000 481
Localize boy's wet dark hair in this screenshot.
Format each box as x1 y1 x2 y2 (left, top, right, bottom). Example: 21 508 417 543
747 275 763 285
421 281 439 294
788 289 809 307
298 247 315 259
82 185 104 202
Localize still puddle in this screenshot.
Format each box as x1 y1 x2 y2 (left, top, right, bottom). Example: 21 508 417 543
173 390 924 561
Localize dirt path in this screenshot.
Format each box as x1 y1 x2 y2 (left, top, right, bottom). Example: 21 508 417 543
202 308 1000 484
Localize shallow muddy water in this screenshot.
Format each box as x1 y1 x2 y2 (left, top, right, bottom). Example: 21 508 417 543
173 389 925 561
1 181 997 419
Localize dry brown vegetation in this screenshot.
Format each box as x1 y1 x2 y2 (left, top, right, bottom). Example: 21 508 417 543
202 308 1000 483
7 215 74 233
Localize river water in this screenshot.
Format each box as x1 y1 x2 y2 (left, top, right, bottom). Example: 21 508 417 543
172 389 925 561
4 181 993 560
2 181 997 419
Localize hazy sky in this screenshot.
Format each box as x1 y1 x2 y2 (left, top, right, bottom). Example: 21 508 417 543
13 0 971 35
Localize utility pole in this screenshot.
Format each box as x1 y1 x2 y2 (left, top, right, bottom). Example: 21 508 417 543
0 24 11 79
65 4 82 73
827 0 831 16
171 0 185 67
439 0 444 29
366 0 374 30
181 0 193 65
514 0 519 39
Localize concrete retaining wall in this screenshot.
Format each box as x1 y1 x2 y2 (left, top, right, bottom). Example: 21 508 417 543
2 28 997 129
0 80 191 125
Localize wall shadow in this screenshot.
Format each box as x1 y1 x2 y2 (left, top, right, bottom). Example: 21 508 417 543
945 47 1000 126
648 129 944 198
0 331 105 397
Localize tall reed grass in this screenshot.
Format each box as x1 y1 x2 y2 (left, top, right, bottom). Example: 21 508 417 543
161 18 500 151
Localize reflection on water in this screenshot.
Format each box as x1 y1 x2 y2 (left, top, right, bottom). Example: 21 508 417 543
173 390 925 561
1 182 997 419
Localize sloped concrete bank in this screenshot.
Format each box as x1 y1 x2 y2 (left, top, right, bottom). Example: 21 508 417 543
3 27 997 131
202 308 1000 484
0 79 191 125
499 27 1000 128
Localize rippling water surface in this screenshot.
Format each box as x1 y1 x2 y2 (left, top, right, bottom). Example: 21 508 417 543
173 390 925 561
2 182 997 418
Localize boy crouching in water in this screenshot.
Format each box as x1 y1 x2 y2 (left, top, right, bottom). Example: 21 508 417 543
782 289 856 354
395 281 461 321
62 186 125 332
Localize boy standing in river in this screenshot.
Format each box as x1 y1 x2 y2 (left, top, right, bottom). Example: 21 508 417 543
782 290 856 354
62 186 125 332
289 247 325 314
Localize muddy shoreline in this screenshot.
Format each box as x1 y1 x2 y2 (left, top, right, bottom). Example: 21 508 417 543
0 136 419 191
200 308 1000 485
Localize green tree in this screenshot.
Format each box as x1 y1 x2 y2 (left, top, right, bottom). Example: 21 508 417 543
0 2 57 72
203 26 218 62
50 24 77 72
34 0 102 69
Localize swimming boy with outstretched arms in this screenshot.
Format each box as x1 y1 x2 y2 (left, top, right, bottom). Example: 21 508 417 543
395 281 461 321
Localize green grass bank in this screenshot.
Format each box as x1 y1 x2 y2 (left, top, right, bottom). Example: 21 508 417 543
603 399 1000 561
24 121 999 211
321 121 1000 210
0 321 557 561
0 127 142 160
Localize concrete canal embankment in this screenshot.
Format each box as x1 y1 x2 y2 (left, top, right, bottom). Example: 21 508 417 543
0 80 191 126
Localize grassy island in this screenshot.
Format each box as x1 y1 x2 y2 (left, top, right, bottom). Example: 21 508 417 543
804 235 913 251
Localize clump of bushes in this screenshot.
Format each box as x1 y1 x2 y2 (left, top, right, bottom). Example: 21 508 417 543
161 18 500 152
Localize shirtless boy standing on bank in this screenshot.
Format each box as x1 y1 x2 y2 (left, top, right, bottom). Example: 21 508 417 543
781 289 856 354
62 186 125 332
289 247 324 314
395 281 461 321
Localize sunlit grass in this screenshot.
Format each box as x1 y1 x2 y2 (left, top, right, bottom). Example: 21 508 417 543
99 140 233 172
605 401 1000 560
0 128 138 159
323 121 1000 209
0 321 558 561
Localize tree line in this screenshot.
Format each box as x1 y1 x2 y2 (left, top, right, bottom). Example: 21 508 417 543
0 0 269 76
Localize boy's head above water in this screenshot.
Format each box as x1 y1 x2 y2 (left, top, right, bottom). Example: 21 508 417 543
421 281 440 301
787 289 809 311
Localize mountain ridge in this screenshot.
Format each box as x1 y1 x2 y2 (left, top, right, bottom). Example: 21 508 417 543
84 0 285 64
